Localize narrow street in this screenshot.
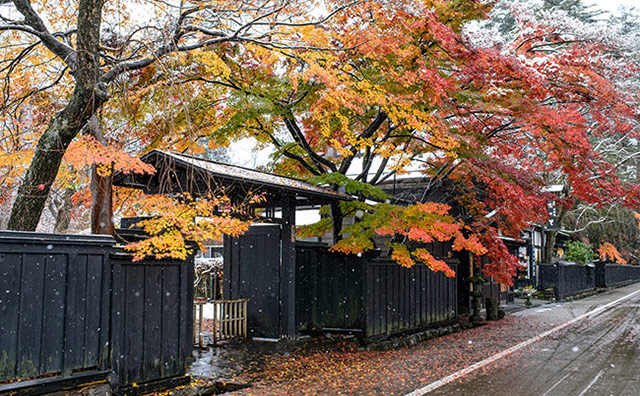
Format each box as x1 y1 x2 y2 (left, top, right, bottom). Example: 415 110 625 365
219 283 640 396
424 284 640 396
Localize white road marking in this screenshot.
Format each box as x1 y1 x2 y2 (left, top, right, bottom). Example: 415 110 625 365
577 369 604 396
403 288 640 396
540 372 572 396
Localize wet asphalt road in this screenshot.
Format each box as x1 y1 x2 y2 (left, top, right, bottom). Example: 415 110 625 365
428 284 640 396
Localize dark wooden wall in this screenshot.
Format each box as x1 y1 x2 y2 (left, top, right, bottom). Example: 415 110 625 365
0 231 194 395
110 249 194 388
595 263 640 288
224 225 282 338
364 259 458 339
295 243 366 332
226 232 460 341
295 243 458 340
0 232 113 385
538 263 595 298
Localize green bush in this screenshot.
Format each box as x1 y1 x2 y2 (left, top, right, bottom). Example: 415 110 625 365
565 241 595 264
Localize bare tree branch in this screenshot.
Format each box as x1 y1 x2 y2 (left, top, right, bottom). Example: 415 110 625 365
10 0 76 68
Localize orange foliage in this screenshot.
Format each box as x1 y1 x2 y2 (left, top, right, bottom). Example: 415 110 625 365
65 135 155 176
2 0 639 285
597 242 627 265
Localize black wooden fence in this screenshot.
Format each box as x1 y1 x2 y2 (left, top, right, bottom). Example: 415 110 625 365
595 263 640 288
365 259 458 338
0 231 194 395
538 263 595 298
224 225 282 338
295 244 366 332
296 243 458 340
110 249 194 390
0 232 113 389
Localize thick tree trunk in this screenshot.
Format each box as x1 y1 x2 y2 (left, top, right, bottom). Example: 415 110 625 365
8 108 91 230
87 116 114 235
90 161 114 236
544 229 558 263
7 0 106 231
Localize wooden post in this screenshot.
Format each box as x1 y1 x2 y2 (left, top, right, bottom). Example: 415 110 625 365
193 305 197 345
198 303 203 347
243 299 248 337
233 301 237 337
213 301 218 345
280 195 297 338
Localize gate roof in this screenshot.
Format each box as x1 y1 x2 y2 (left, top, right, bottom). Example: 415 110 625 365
113 150 350 207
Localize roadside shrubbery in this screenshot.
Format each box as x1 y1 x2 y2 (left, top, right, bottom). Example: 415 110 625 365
565 241 595 264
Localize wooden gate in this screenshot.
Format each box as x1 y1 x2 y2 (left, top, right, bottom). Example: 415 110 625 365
224 225 282 338
194 299 248 347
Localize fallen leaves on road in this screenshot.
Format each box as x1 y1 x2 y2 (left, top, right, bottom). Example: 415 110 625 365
209 315 559 396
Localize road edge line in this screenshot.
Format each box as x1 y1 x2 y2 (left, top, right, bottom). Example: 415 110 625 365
403 288 640 396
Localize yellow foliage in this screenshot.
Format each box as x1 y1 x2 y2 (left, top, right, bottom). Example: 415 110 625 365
123 192 263 261
194 50 231 79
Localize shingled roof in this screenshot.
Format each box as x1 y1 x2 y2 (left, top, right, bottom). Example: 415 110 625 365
113 150 349 207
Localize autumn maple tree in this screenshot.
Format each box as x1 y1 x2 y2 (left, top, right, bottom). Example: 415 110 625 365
597 242 627 265
0 0 355 231
165 0 640 283
2 0 640 284
484 0 640 263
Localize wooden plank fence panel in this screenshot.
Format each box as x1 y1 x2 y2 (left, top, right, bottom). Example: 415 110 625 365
124 264 145 384
17 254 45 379
0 232 194 394
110 251 194 389
0 253 21 381
0 232 113 389
596 263 640 288
390 265 397 333
181 256 193 372
63 253 87 374
225 226 281 338
429 267 435 325
85 254 104 368
41 254 66 374
143 266 163 381
539 263 596 299
364 259 458 339
99 254 111 370
162 266 180 377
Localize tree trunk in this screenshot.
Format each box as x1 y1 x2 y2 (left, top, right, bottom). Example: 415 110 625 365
470 264 484 322
7 0 107 231
52 188 75 233
87 116 114 235
544 229 558 264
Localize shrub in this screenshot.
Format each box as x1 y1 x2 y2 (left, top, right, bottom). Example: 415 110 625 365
565 241 595 264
